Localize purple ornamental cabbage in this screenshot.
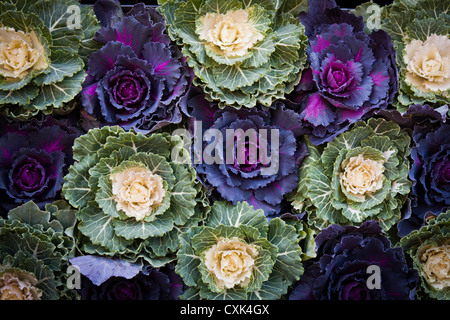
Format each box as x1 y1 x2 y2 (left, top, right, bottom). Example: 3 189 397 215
79 266 184 300
0 117 80 214
398 122 450 236
182 87 308 216
81 2 192 133
286 0 398 145
289 221 419 300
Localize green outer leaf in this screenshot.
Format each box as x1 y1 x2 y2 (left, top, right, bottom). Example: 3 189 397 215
267 218 303 284
199 286 248 300
305 159 342 225
405 14 449 42
214 63 268 91
0 82 39 105
72 126 123 162
62 153 97 209
30 0 83 54
199 0 241 16
30 70 86 110
8 201 63 233
247 274 288 300
99 131 172 160
168 163 198 226
270 19 302 68
278 0 308 16
206 201 269 238
176 227 203 287
33 50 84 86
78 5 102 63
0 222 60 269
77 201 132 252
113 213 175 240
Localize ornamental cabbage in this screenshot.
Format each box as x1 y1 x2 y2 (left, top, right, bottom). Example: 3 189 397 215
62 126 207 267
400 210 450 300
289 221 419 300
398 122 450 236
158 0 309 109
0 116 80 215
81 1 193 133
372 0 450 112
288 118 412 231
0 200 78 299
285 0 398 145
0 0 100 120
176 201 304 300
182 87 308 216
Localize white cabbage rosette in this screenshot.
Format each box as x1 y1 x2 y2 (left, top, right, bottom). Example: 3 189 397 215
404 34 450 95
0 270 42 300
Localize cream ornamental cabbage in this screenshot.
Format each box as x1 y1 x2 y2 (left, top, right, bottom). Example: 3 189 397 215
62 127 206 267
0 28 48 79
0 0 100 120
176 201 305 300
377 0 450 111
159 0 309 109
340 154 385 198
198 9 263 58
400 210 450 299
0 271 42 300
110 167 166 221
405 34 450 95
289 118 411 232
204 237 258 289
419 244 450 290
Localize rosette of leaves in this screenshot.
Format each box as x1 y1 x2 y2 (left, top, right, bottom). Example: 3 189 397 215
158 0 309 109
176 201 304 300
400 210 450 300
182 87 309 216
0 200 78 300
289 221 419 300
398 122 450 236
288 118 412 232
62 126 207 267
356 0 450 112
0 116 80 215
285 0 398 145
0 0 101 120
81 1 193 133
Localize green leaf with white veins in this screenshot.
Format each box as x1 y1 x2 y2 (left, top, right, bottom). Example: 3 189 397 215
33 50 84 86
98 131 172 160
31 70 86 110
0 84 39 105
77 202 132 252
30 0 83 54
168 163 199 226
206 200 269 238
62 153 97 209
72 126 122 162
267 218 302 283
113 213 174 240
175 227 203 286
